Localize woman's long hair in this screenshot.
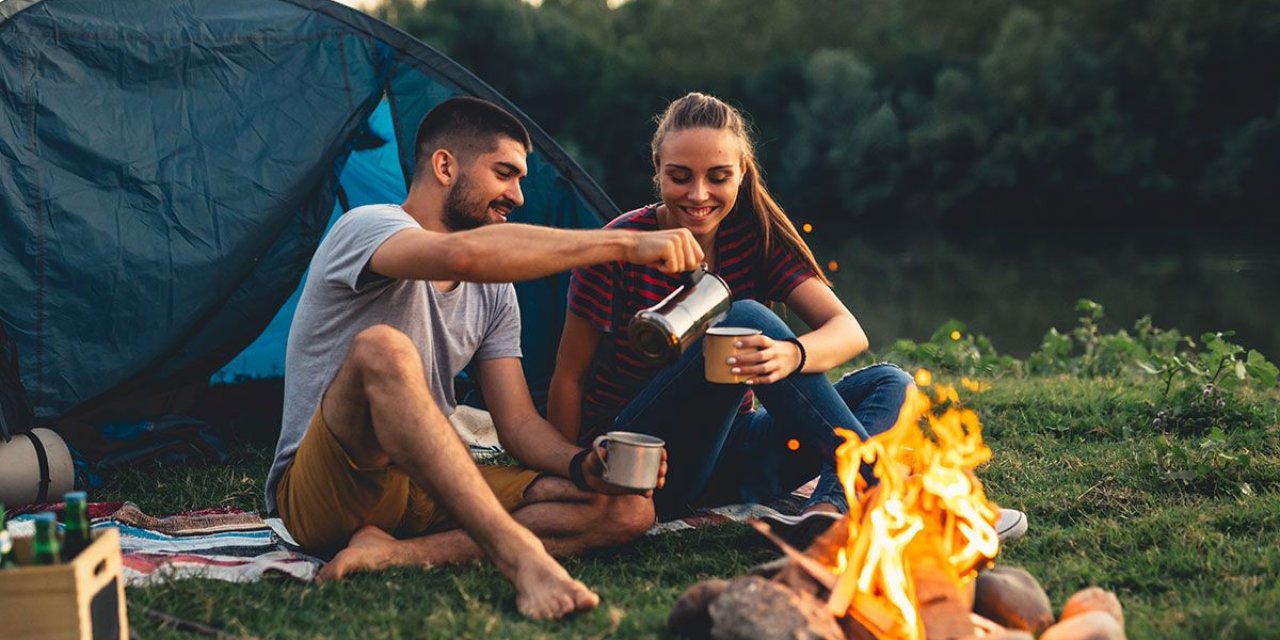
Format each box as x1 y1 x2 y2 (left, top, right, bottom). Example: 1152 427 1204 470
651 92 830 286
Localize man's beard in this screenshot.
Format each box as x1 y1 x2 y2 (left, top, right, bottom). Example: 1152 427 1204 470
442 173 514 232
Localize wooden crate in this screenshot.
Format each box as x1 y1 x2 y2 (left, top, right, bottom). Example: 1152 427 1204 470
0 527 128 640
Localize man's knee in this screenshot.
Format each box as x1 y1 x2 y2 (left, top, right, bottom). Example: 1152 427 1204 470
598 494 655 545
349 325 422 378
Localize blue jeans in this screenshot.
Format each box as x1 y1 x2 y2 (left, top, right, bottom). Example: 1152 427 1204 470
609 300 913 517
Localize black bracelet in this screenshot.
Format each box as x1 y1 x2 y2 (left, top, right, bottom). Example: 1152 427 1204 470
780 337 807 376
568 448 593 492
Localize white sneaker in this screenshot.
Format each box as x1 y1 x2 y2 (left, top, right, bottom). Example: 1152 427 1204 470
995 508 1028 542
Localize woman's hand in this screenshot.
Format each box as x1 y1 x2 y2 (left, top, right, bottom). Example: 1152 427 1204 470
725 334 803 385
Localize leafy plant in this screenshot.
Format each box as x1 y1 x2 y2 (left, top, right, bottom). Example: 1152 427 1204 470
1027 299 1168 377
1142 428 1264 498
878 320 1021 377
868 302 1277 441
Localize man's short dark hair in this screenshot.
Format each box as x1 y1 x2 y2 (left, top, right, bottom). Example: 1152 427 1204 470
413 97 532 178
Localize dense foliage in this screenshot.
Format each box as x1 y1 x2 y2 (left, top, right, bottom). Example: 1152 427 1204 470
374 0 1280 232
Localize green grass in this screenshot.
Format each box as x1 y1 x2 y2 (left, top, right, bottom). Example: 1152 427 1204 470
97 376 1280 639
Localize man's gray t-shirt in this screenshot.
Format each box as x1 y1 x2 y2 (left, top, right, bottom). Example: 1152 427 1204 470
264 204 522 513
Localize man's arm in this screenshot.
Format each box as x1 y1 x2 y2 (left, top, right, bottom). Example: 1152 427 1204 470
474 357 660 495
369 224 703 283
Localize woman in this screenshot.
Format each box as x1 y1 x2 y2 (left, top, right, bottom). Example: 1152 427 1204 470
549 92 913 518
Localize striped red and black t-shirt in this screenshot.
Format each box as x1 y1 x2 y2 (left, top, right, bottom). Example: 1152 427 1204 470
567 204 816 441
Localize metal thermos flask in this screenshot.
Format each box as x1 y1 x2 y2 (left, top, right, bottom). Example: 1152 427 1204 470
627 265 732 365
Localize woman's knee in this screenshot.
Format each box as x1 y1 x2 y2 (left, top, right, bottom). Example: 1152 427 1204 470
722 300 791 337
876 363 916 392
842 362 914 391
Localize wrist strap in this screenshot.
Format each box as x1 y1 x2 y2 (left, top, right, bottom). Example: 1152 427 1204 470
568 448 593 492
781 337 807 376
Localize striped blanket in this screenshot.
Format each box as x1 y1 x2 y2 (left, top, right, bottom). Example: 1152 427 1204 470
7 485 811 585
9 502 322 585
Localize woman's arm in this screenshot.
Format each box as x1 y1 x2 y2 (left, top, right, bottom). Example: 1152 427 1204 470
547 313 603 443
729 278 868 384
784 277 868 371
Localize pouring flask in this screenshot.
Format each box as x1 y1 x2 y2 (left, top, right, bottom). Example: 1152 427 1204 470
627 265 732 365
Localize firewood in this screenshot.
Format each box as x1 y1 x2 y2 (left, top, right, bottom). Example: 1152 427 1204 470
907 523 976 640
846 592 908 639
747 557 790 579
750 521 837 591
838 612 880 640
775 559 831 599
803 512 853 567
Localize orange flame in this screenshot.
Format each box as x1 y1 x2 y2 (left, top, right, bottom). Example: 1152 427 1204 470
827 370 999 639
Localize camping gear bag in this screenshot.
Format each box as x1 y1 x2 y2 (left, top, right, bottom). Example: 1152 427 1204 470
0 427 75 507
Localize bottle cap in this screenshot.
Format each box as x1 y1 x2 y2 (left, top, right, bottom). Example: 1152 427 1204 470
64 491 87 502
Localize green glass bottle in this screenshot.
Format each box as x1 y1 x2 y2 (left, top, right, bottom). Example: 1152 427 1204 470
0 503 16 569
32 512 60 566
61 491 91 562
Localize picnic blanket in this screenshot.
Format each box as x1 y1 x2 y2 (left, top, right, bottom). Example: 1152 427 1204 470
9 502 323 585
6 479 813 585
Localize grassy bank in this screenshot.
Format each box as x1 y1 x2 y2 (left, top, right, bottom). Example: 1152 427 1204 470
98 375 1279 639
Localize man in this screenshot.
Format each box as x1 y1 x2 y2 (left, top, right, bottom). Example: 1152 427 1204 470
265 97 704 620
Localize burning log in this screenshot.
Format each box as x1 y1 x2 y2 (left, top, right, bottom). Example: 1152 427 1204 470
904 524 975 640
750 520 837 596
972 566 1054 634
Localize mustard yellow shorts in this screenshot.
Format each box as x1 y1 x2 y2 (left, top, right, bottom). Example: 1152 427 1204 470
276 408 541 556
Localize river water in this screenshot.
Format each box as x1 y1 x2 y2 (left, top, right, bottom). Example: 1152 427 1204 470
808 234 1279 360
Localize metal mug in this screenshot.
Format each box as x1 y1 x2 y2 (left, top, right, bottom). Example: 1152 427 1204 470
703 327 763 383
628 264 732 365
591 431 665 491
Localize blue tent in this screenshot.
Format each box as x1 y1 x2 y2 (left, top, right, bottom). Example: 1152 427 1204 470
0 0 612 425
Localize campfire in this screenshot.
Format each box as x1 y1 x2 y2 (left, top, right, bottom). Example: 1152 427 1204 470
669 371 1127 640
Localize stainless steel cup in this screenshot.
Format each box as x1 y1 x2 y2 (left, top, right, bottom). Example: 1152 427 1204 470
628 265 732 365
591 431 665 491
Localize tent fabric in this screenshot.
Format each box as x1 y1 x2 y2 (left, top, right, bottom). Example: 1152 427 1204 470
0 0 612 423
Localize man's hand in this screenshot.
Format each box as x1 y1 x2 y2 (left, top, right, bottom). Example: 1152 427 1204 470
580 447 668 497
626 229 704 274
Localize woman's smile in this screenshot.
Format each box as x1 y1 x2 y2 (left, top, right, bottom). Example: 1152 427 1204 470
680 205 720 219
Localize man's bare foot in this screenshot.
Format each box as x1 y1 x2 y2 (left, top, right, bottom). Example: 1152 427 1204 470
504 539 599 620
317 525 402 581
317 525 597 619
